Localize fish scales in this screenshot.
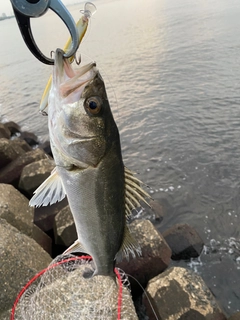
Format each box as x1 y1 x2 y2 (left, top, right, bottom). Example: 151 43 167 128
58 156 125 275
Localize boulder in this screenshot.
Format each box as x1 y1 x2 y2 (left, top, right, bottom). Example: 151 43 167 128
12 257 138 320
34 197 68 232
0 138 29 169
3 121 21 136
11 138 32 152
149 199 164 222
38 140 53 157
18 158 54 196
20 131 38 146
0 309 11 320
0 123 11 139
0 183 34 237
163 223 204 260
143 267 227 320
228 313 240 320
0 148 47 185
117 219 172 293
54 205 77 247
32 224 52 255
0 219 51 314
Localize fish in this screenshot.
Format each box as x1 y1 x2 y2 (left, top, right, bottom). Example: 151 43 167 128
30 49 151 277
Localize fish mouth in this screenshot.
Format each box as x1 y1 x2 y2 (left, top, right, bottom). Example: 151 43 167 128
55 49 96 100
40 49 97 110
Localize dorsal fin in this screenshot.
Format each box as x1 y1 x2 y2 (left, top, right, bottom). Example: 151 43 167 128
124 167 152 218
29 168 66 207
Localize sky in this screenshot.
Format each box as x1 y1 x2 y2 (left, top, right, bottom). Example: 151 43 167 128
0 0 76 16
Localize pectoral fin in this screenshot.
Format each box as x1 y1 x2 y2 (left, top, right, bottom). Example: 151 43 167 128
116 225 141 262
29 168 66 207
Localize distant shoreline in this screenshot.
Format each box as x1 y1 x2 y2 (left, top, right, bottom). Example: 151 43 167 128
0 16 14 21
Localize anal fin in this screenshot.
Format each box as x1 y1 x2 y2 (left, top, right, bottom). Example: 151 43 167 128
63 239 88 255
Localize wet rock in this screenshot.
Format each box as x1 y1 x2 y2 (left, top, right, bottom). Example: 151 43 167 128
0 219 51 314
54 205 77 247
18 158 54 196
143 267 227 320
20 131 38 146
0 183 34 237
11 138 32 152
228 312 240 320
13 258 138 320
38 140 53 157
162 223 204 260
32 224 52 255
0 309 11 320
0 138 29 168
0 148 47 185
117 219 172 293
34 197 68 232
0 123 11 139
3 121 21 136
149 199 164 222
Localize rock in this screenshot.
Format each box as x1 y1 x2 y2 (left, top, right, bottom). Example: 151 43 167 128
117 219 172 293
32 224 52 255
54 205 77 247
163 223 204 260
228 312 240 320
149 199 164 222
38 140 53 157
0 184 34 237
0 219 51 314
18 158 54 196
0 123 11 139
3 121 21 136
34 197 68 232
11 138 32 152
0 309 11 320
143 267 227 320
0 148 47 185
13 257 138 320
20 131 38 146
0 138 29 169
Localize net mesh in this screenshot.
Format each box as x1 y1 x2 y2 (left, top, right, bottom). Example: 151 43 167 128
11 255 138 320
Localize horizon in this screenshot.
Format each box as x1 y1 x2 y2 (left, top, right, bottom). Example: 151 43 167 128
0 0 82 16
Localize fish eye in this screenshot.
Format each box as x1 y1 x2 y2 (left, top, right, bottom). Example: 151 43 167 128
84 96 102 115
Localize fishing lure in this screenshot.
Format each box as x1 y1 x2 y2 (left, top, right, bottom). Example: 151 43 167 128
39 2 97 113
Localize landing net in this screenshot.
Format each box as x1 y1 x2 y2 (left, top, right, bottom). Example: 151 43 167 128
11 255 136 320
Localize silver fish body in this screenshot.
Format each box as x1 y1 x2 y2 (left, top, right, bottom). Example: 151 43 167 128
30 50 149 277
49 51 126 276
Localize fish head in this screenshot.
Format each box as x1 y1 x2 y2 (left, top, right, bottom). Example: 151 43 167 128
49 50 119 168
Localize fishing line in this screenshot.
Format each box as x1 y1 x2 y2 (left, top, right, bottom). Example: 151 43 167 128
126 273 159 320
